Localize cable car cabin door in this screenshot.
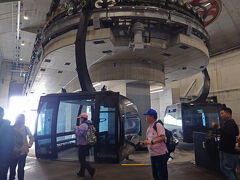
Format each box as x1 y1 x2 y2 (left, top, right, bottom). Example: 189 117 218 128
35 96 58 159
95 93 120 163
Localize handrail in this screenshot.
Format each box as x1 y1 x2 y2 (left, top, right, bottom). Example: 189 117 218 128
56 138 76 144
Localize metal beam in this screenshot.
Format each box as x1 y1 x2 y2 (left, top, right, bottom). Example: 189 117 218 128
0 0 18 3
75 1 96 92
2 59 30 65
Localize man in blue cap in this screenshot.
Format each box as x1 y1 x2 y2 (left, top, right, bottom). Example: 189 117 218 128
141 108 168 180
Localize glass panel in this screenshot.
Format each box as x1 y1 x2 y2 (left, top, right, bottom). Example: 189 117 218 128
183 106 220 128
164 105 182 127
36 100 55 156
56 99 95 144
124 110 141 135
57 135 76 146
57 101 80 134
56 99 95 162
122 100 141 135
98 106 116 144
37 139 51 155
37 102 53 136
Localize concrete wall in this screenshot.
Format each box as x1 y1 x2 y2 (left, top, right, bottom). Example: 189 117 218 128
126 82 150 140
0 62 11 108
151 91 160 119
0 61 25 109
151 88 180 120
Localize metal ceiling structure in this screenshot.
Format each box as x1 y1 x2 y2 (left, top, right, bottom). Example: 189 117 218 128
0 0 240 96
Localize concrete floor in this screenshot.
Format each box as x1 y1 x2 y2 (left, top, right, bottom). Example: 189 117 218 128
11 143 234 180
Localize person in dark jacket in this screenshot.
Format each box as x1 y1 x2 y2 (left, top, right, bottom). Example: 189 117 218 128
219 107 239 180
75 113 96 178
0 107 14 180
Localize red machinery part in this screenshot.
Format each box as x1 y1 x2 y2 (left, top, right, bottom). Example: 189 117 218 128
190 0 222 26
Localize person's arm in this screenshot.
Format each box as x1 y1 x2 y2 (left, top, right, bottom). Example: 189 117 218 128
144 123 166 145
236 135 240 146
75 124 88 137
26 127 34 148
222 121 239 136
152 135 166 144
143 136 165 145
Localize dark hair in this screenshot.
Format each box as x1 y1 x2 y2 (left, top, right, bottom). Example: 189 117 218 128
220 107 232 115
149 114 157 120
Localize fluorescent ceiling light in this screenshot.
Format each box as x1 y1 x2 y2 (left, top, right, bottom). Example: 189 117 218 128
19 58 23 61
204 3 211 7
150 89 164 93
73 89 81 93
93 83 101 87
21 42 25 46
24 16 29 20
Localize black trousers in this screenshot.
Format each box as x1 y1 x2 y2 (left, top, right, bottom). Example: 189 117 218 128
0 163 9 180
150 154 168 180
78 145 94 176
9 154 27 180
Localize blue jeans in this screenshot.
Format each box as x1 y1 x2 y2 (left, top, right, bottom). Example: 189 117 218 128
219 151 239 180
150 154 168 180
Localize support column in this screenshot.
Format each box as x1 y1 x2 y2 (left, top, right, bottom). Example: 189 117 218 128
151 88 180 120
126 82 150 140
0 62 10 108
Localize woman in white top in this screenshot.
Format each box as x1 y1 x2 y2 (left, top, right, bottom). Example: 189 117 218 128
9 114 34 180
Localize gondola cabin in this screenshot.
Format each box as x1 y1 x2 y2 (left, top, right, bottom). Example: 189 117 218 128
163 102 224 143
34 91 141 163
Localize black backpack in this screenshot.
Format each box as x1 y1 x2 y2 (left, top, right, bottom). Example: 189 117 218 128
153 120 177 154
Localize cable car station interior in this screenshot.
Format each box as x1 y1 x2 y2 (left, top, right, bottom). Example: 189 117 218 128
0 0 240 179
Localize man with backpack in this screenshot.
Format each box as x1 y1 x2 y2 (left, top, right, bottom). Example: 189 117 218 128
154 120 178 159
0 107 14 180
141 108 168 180
75 113 96 178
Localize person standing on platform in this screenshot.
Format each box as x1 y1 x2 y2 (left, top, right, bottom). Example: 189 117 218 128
141 108 168 180
75 113 96 178
9 114 34 180
0 107 14 180
219 107 239 180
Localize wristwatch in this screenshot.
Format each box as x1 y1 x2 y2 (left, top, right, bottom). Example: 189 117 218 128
151 140 154 145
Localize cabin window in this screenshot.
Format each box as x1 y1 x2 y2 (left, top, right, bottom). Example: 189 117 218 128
98 106 116 144
123 103 141 135
37 102 53 136
56 99 95 148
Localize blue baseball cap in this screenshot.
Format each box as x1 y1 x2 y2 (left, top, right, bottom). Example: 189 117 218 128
144 108 157 119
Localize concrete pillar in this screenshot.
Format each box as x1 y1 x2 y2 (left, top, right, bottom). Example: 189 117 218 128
159 89 174 120
0 61 26 109
126 82 150 140
151 88 180 120
8 81 24 97
0 62 10 109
